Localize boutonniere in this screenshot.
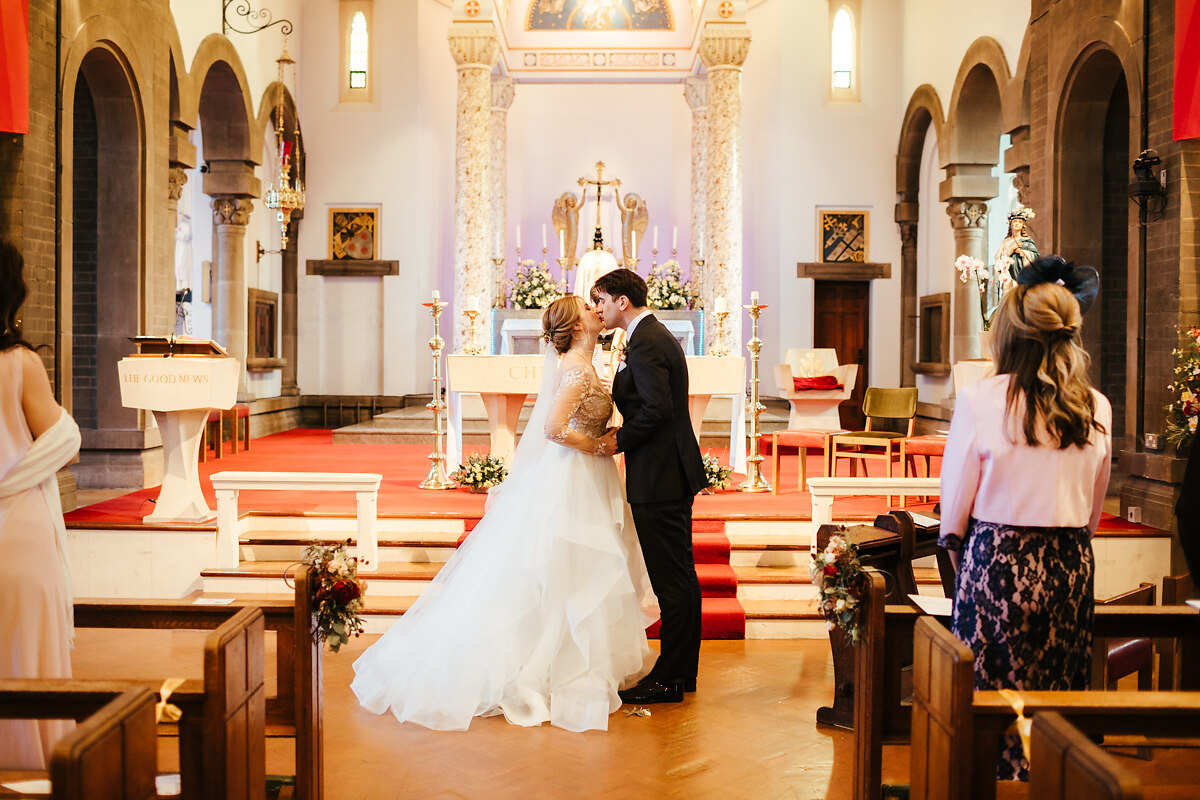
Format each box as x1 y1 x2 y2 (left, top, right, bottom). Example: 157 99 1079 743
615 342 627 363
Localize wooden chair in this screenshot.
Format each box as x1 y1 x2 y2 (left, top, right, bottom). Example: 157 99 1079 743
831 388 918 478
764 429 843 495
0 686 157 800
1030 712 1143 800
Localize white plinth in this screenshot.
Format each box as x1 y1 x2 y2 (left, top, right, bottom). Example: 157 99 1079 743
118 356 239 524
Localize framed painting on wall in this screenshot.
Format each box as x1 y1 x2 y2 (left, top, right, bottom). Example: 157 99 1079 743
328 207 378 260
818 209 868 263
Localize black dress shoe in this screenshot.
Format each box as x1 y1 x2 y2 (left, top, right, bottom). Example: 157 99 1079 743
684 679 696 693
619 680 684 704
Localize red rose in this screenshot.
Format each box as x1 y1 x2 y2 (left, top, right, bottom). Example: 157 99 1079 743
331 580 360 604
823 564 838 577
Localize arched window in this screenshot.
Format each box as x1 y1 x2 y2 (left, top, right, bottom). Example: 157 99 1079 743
339 1 373 104
831 8 854 90
349 12 368 89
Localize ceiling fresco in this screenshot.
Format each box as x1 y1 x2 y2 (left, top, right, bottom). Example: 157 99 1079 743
527 0 674 31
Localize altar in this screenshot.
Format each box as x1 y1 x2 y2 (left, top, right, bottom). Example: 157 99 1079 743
491 308 705 356
445 353 746 471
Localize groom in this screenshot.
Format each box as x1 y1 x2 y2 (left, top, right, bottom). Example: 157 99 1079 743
592 269 708 704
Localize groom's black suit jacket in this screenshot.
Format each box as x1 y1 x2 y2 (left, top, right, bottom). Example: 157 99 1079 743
613 314 707 504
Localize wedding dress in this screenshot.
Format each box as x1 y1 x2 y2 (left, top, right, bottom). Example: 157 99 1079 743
351 351 657 732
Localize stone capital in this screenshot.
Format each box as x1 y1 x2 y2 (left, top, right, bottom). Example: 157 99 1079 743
168 166 188 202
212 197 253 227
898 221 918 248
448 23 500 70
699 24 751 70
491 76 514 111
684 77 707 111
945 199 989 230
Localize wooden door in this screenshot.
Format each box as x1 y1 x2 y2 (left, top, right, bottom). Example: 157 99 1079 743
814 280 869 429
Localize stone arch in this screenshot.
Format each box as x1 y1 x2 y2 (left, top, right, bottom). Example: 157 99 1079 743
62 38 146 435
1052 32 1140 449
895 85 946 387
186 34 258 164
943 37 1010 169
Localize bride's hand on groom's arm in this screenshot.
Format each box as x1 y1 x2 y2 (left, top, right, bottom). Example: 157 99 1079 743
596 427 620 456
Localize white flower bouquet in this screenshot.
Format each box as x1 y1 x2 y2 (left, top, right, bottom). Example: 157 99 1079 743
954 253 1015 331
510 260 560 309
646 260 691 311
451 453 509 491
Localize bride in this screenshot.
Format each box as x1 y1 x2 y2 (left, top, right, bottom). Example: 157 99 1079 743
351 295 657 732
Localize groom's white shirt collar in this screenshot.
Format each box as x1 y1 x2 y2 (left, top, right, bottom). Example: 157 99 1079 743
625 309 652 341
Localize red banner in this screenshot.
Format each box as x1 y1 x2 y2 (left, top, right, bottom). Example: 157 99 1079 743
1177 0 1200 140
0 0 28 134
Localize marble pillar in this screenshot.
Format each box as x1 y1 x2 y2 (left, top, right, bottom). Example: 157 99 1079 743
685 77 708 325
448 23 500 351
212 196 253 397
490 76 514 308
699 25 751 350
946 199 989 361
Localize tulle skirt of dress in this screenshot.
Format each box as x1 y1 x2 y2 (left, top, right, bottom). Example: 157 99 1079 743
350 444 658 732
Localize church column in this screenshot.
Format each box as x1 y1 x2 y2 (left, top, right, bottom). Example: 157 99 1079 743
896 217 918 387
490 76 514 308
281 215 300 395
684 77 709 327
448 22 500 351
945 199 989 361
699 23 751 349
211 196 253 397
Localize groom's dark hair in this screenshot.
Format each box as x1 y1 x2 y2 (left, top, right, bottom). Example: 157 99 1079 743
591 268 648 308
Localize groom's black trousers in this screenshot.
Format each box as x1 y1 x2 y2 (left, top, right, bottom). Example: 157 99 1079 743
631 497 702 683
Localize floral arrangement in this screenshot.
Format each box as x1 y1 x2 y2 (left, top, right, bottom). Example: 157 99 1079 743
302 541 366 652
646 260 691 311
702 453 733 490
954 253 1015 331
510 260 560 309
451 453 509 491
1165 325 1200 450
809 534 869 644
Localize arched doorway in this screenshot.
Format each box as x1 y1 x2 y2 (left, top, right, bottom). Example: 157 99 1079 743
71 47 142 436
1056 48 1131 449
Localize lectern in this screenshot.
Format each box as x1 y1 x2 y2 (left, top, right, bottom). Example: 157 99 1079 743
118 337 238 523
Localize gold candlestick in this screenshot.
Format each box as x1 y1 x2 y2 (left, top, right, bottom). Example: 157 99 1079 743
651 246 658 272
419 296 455 490
625 255 639 272
492 256 507 309
739 298 772 493
710 310 731 357
462 308 484 356
693 258 706 311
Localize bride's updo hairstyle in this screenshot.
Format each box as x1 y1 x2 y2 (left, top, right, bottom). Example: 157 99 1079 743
542 295 583 355
990 278 1105 449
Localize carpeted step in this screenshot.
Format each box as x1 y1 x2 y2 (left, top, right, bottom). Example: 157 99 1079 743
696 563 737 598
646 597 745 640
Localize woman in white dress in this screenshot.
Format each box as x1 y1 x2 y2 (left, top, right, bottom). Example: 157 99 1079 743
351 295 657 732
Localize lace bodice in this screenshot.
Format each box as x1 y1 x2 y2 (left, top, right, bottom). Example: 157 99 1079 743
546 361 612 453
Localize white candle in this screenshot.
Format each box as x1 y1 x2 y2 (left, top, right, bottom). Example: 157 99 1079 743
432 290 440 302
653 226 659 250
672 226 678 251
467 295 479 313
750 291 759 305
542 224 547 250
515 225 521 251
559 229 565 258
714 296 727 314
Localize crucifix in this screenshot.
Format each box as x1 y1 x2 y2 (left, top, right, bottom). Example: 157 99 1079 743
577 160 620 250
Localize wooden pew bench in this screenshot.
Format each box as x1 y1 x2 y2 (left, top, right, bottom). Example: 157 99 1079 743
849 572 1200 800
911 615 1200 800
73 569 320 800
0 686 157 800
1 605 264 800
209 471 382 570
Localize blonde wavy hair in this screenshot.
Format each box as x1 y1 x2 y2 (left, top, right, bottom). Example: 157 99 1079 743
990 282 1106 448
541 295 583 355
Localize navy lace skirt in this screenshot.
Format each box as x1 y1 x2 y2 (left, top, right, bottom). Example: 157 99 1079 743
950 518 1095 780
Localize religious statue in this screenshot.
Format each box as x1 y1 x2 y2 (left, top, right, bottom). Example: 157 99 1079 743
551 191 580 267
995 206 1039 282
615 189 648 267
174 211 192 292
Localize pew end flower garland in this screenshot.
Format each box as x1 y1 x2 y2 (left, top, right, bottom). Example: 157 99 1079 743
809 533 869 644
295 541 366 652
1165 325 1200 451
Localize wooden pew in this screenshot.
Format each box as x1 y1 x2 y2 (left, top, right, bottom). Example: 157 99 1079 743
1030 712 1142 800
817 510 947 729
851 577 1200 800
1160 573 1199 691
72 568 321 800
1 606 264 800
0 686 157 800
911 616 1200 800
